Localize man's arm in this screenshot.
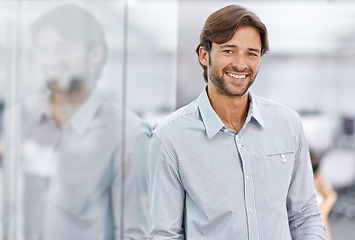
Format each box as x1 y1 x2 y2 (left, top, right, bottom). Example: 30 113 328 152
149 134 185 239
287 118 327 240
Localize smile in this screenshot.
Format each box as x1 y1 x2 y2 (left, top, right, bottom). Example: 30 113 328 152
226 73 247 79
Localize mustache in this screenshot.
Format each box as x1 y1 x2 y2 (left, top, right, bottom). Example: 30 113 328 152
46 77 85 94
223 65 251 74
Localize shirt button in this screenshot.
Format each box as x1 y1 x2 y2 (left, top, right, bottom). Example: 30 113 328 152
238 144 244 148
249 208 253 212
224 129 229 133
281 154 286 163
245 175 249 181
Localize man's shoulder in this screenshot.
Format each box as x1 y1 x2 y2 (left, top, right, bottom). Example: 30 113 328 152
96 97 152 139
252 93 300 119
153 100 200 136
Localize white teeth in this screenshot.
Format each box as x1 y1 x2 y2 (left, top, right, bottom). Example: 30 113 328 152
227 73 246 79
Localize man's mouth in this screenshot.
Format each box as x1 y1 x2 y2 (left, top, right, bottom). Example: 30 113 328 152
226 72 247 79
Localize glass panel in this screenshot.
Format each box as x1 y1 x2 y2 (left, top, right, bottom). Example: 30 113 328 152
2 1 127 239
124 0 178 239
1 0 178 239
126 0 178 121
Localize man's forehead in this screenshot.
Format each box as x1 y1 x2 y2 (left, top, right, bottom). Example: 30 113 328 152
37 25 84 45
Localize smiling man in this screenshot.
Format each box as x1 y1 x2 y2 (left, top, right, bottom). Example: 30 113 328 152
149 5 326 240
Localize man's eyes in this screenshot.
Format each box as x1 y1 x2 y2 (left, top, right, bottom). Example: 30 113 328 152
57 44 73 52
222 50 259 57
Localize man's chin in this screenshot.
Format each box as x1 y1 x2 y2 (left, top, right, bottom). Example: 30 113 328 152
223 89 249 98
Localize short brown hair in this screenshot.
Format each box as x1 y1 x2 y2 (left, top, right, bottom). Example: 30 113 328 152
196 5 269 82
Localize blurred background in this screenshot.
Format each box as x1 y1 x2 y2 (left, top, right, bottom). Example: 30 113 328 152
1 0 355 239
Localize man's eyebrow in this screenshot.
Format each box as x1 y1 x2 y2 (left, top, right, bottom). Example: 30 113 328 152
248 48 261 53
219 44 261 53
220 44 237 49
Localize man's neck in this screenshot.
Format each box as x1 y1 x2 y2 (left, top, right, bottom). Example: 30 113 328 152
207 87 250 133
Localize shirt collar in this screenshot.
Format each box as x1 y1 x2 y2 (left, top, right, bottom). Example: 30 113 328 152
197 88 264 139
196 88 226 139
68 88 102 135
248 92 265 128
29 88 102 134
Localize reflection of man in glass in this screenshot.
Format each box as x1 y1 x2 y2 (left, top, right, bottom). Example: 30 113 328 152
21 4 150 239
32 4 107 125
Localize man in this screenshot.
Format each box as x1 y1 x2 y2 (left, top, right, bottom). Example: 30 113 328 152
17 4 150 239
149 5 326 239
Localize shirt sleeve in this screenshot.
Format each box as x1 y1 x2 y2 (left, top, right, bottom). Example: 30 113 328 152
287 116 327 240
148 133 185 240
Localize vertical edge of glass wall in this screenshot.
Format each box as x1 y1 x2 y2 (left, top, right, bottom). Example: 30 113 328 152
123 0 178 238
2 1 21 239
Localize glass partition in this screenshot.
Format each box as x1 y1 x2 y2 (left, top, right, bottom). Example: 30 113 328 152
0 0 177 239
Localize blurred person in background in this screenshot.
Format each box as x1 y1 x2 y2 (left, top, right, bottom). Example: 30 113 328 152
14 4 150 240
149 4 326 239
311 152 337 240
302 115 338 240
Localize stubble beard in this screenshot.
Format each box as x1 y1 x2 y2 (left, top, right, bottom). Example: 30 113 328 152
47 77 86 94
208 59 258 98
45 54 91 94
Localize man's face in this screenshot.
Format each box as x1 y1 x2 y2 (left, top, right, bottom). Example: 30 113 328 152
200 26 262 97
36 25 91 93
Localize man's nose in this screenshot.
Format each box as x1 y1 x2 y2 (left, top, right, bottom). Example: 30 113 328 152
232 54 247 72
40 49 61 66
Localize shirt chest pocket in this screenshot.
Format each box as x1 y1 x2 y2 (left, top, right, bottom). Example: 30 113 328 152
266 152 295 201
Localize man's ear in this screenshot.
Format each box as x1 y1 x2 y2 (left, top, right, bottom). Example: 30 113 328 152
198 46 209 67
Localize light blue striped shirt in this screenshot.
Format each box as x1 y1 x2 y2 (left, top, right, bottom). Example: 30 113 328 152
149 88 326 240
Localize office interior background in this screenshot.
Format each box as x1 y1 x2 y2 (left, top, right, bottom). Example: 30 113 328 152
1 0 355 239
